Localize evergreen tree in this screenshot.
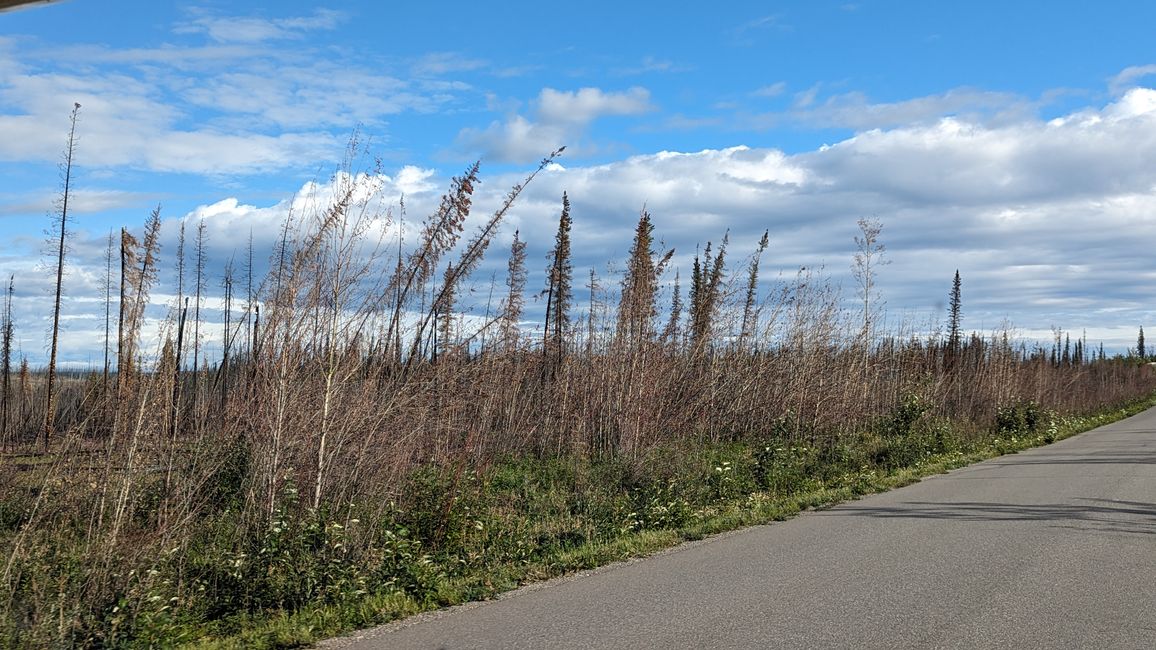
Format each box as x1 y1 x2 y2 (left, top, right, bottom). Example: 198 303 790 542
689 246 702 341
1138 326 1146 360
689 234 728 349
499 230 528 350
947 269 962 355
617 210 673 346
436 262 457 360
543 193 573 360
661 270 682 346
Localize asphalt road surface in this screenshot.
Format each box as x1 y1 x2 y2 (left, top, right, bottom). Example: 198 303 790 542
322 408 1156 649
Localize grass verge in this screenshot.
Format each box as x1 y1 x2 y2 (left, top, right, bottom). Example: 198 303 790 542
175 394 1156 650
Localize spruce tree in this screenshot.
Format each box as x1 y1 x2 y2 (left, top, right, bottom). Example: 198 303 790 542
947 270 962 356
689 234 728 350
542 193 573 361
1138 326 1146 360
617 210 672 346
500 230 528 350
436 262 456 360
661 270 682 346
618 211 656 345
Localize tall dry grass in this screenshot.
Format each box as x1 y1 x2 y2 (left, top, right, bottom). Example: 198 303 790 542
1 150 1153 646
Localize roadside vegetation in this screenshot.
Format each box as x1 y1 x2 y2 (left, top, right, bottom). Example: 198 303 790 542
2 131 1155 648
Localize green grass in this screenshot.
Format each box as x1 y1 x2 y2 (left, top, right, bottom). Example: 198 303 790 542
165 394 1156 650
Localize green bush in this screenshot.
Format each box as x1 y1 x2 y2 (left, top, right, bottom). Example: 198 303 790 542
880 393 931 438
996 400 1046 435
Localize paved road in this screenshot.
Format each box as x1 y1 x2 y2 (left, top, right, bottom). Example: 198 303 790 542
323 408 1156 649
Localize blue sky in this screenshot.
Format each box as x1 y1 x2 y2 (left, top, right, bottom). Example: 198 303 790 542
4 0 1156 364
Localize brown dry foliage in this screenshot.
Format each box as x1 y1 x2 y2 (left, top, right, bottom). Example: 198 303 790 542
1 151 1153 644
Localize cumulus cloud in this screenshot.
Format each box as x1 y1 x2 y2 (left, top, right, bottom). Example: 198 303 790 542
456 86 653 163
802 88 1156 205
177 165 441 261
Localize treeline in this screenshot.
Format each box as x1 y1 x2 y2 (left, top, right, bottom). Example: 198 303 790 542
2 144 1154 646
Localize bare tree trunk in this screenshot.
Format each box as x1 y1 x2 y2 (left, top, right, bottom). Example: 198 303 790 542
853 218 887 404
102 229 114 401
43 102 81 453
116 228 134 401
1 276 12 452
165 298 188 493
169 223 186 447
246 229 254 362
220 266 233 412
191 219 207 419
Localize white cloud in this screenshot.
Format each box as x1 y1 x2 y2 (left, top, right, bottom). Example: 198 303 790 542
174 8 345 43
0 13 471 175
1104 87 1156 119
781 87 1031 130
613 56 692 76
456 87 653 163
0 188 156 217
176 166 440 264
800 90 1156 206
457 116 568 165
537 87 651 124
792 84 821 109
394 165 439 195
1110 64 1156 94
753 82 787 98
